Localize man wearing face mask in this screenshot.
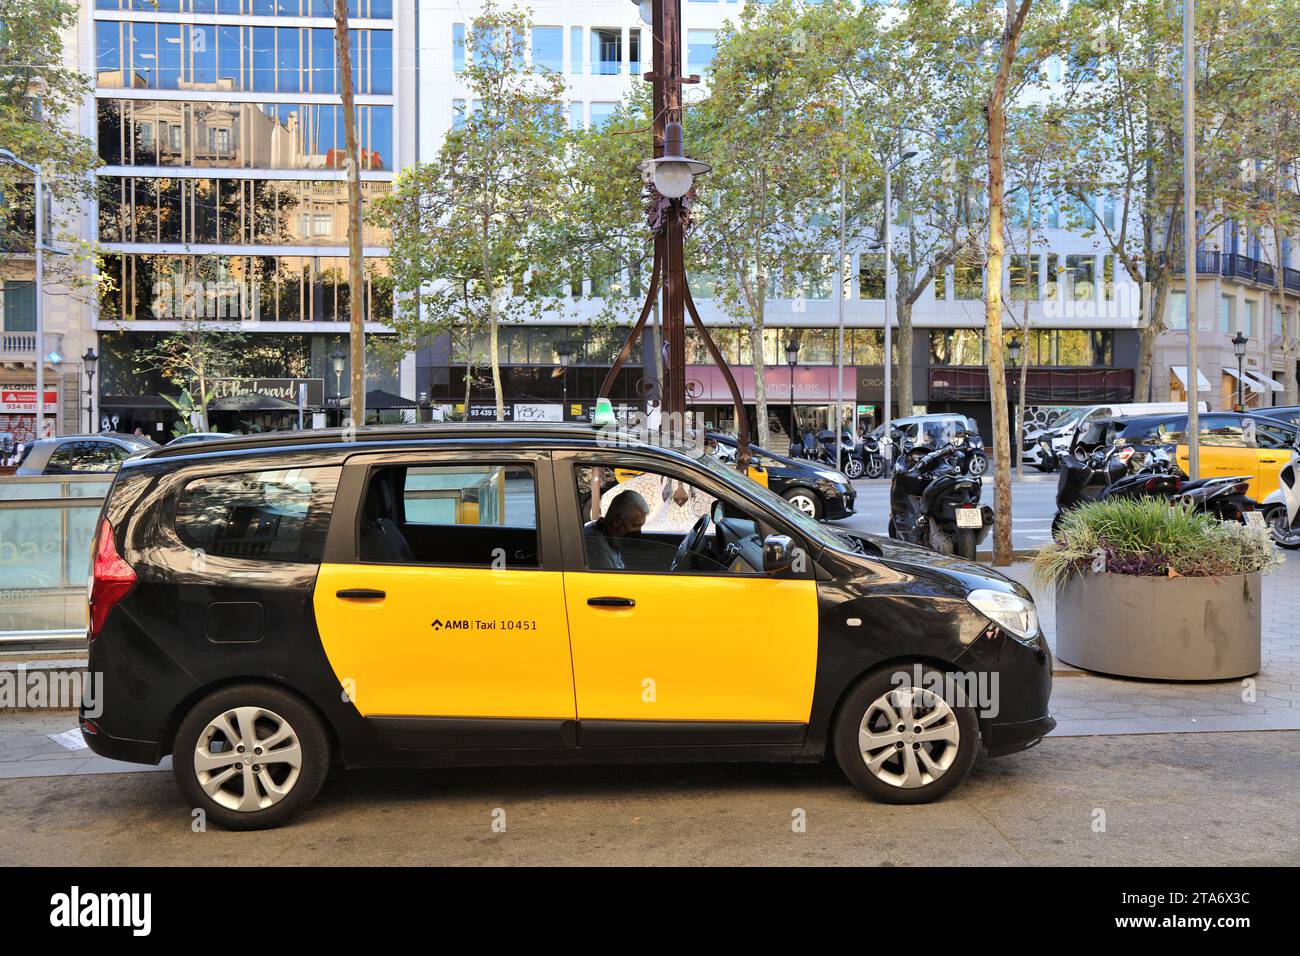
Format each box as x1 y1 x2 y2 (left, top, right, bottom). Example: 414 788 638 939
583 489 649 570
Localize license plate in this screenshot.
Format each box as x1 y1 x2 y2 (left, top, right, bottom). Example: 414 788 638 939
956 507 983 528
1244 510 1266 529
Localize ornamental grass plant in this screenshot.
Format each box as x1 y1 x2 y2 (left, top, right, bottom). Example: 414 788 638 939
1032 497 1281 587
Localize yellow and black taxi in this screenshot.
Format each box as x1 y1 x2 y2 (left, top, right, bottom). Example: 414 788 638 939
81 423 1054 830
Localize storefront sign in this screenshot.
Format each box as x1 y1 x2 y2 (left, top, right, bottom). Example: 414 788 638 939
687 365 856 403
211 378 324 406
0 386 59 414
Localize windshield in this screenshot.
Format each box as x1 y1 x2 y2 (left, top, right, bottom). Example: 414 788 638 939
1049 407 1088 431
696 450 851 552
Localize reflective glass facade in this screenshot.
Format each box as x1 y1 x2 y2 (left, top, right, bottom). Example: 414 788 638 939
99 177 391 246
98 100 393 171
99 253 392 324
95 23 392 95
94 0 393 16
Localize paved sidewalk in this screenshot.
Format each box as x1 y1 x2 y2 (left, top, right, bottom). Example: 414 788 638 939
1 554 1295 780
1003 553 1300 737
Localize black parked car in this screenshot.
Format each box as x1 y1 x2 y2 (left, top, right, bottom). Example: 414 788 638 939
82 423 1053 829
708 432 856 520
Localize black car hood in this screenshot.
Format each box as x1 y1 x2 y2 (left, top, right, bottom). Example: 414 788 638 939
845 532 1026 598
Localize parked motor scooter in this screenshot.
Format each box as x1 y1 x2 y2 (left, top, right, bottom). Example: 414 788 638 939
888 433 994 560
1260 439 1300 549
1051 439 1183 539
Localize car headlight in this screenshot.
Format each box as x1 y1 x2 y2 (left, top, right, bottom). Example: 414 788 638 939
967 589 1040 644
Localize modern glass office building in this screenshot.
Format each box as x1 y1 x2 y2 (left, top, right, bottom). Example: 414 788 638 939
87 0 410 436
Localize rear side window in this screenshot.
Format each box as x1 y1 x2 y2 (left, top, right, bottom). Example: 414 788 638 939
46 440 127 473
175 466 340 562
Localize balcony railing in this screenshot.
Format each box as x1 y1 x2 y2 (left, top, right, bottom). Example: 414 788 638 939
1180 251 1286 289
0 331 37 356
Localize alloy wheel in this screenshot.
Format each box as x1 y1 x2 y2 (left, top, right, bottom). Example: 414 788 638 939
844 457 865 479
857 687 960 789
786 492 818 517
968 454 987 476
865 456 885 479
193 706 303 812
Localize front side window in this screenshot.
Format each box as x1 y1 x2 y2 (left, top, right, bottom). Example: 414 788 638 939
175 466 340 562
359 463 539 567
47 441 127 473
574 463 764 575
1198 416 1248 447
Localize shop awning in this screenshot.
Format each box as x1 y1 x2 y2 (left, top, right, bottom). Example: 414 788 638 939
1221 366 1281 395
1243 369 1283 393
339 389 419 409
1170 366 1212 392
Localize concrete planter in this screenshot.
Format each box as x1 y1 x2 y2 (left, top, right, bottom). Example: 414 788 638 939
1055 571 1262 681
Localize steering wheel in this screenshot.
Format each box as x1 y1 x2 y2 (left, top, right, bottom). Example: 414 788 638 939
670 514 712 572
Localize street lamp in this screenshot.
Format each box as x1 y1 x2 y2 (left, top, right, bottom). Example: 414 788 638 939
1232 331 1248 411
1 148 47 440
636 121 711 200
1007 337 1022 367
785 337 800 448
82 347 98 433
882 148 918 467
556 341 573 414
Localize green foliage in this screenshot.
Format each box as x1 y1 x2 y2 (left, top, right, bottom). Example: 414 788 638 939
1032 497 1281 586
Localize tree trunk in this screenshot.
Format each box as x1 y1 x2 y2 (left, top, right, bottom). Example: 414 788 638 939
752 280 770 446
334 0 365 427
985 0 1033 567
1135 275 1169 402
896 297 914 418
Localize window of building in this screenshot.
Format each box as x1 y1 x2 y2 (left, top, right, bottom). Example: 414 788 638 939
1168 291 1187 330
591 28 621 75
589 101 618 129
568 101 583 129
531 26 562 72
1243 299 1256 336
687 29 717 73
175 466 340 563
629 29 642 75
930 329 985 366
2 281 36 332
858 254 885 299
933 264 947 301
954 262 983 300
1220 295 1234 334
569 26 583 73
1065 255 1095 300
452 23 465 71
1009 255 1039 300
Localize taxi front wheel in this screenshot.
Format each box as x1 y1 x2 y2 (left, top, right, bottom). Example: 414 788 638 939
173 683 331 831
832 665 978 804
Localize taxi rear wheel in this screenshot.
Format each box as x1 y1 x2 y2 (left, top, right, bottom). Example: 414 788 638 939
832 665 978 804
174 683 331 831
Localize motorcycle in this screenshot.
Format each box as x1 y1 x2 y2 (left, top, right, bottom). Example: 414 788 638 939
1052 439 1259 538
887 434 994 560
859 433 887 479
1051 441 1184 538
1260 440 1300 549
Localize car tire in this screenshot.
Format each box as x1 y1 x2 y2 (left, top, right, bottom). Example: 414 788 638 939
782 486 823 519
833 664 979 804
173 683 331 831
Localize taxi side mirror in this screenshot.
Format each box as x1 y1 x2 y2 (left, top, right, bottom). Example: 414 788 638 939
763 534 795 573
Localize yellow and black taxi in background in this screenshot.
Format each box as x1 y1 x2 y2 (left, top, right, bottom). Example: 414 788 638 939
81 423 1054 830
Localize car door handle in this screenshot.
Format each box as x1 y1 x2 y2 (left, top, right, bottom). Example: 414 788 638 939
587 596 635 608
1261 459 1278 464
336 588 386 600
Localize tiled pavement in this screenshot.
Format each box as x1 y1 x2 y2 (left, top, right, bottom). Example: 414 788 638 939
1 553 1296 779
1003 553 1300 737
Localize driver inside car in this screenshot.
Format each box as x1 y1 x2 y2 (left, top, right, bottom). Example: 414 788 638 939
583 489 649 570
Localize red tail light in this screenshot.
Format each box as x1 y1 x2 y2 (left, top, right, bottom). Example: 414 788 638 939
88 518 136 641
